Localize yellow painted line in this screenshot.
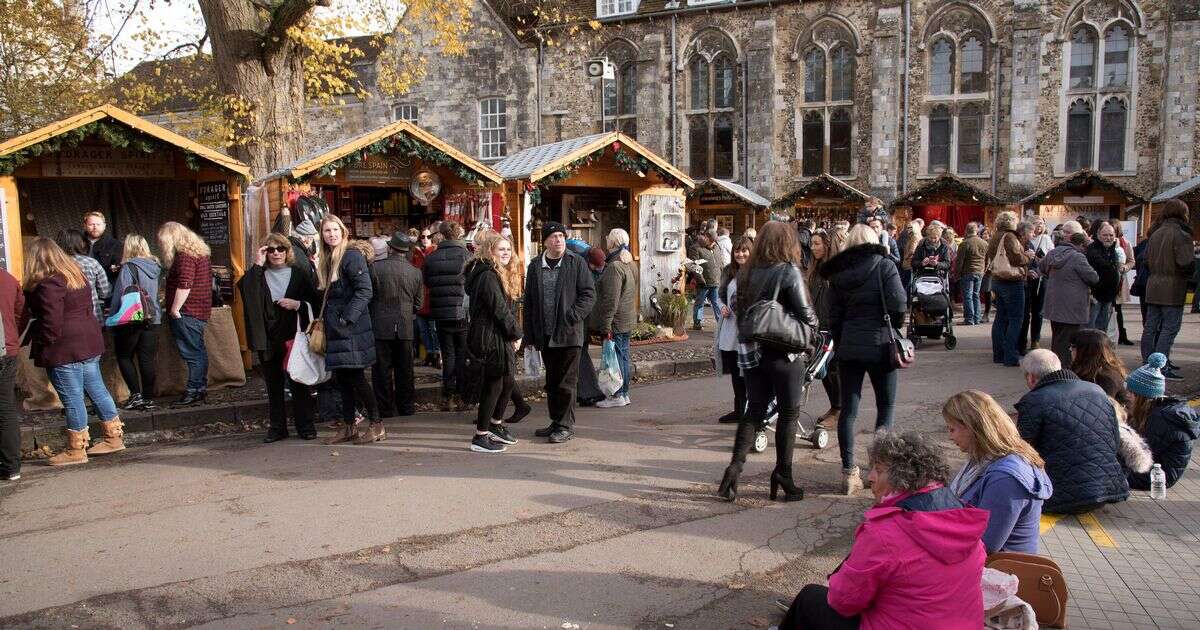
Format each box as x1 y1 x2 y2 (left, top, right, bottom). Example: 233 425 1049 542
1076 512 1118 548
1039 513 1066 534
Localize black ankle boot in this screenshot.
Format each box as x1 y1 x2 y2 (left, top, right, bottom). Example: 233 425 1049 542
769 468 805 502
717 465 741 501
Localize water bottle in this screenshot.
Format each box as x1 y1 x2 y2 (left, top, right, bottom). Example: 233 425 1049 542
1150 464 1167 500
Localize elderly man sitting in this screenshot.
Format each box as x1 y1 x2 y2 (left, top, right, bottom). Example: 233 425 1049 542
1015 349 1129 514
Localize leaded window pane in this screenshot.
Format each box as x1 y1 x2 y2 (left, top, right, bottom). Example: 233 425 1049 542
802 110 824 176
930 39 954 96
1070 28 1096 89
714 116 734 179
929 106 951 172
689 116 709 178
804 48 826 103
620 63 637 116
1099 99 1126 171
957 104 983 173
715 57 735 108
960 37 986 93
830 46 854 101
691 58 709 110
830 108 852 176
1103 26 1130 88
1066 100 1094 170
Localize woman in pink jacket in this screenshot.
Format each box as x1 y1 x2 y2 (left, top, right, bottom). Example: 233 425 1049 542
781 431 988 630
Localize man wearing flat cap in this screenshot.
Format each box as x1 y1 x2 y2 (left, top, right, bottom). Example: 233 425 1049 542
524 222 596 443
370 232 424 419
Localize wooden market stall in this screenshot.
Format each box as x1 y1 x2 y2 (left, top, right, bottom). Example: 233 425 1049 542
1021 170 1147 231
255 121 503 241
0 104 251 408
1150 174 1200 237
772 174 871 225
686 178 769 237
493 132 695 314
892 173 1009 235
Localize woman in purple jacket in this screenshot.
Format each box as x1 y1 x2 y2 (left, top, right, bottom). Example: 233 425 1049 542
943 390 1053 553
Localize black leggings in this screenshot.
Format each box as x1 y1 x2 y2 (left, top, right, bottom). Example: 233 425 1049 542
335 368 378 424
114 323 159 397
740 348 807 473
721 350 746 418
476 373 515 432
821 358 841 411
780 584 859 630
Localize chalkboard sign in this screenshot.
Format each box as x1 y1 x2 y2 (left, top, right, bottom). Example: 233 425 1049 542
198 181 229 245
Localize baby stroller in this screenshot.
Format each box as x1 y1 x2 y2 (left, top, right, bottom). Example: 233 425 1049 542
907 271 957 350
752 331 836 453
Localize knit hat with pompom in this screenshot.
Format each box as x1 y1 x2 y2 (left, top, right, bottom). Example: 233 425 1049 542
1126 353 1167 399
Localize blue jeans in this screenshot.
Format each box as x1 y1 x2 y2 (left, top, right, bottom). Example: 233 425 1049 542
1142 304 1184 362
1089 301 1113 333
169 315 209 393
990 279 1025 365
612 332 631 397
961 273 983 324
415 316 439 355
47 357 119 430
837 360 897 471
693 286 720 325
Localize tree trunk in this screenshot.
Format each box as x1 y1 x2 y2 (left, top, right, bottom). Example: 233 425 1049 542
197 0 309 178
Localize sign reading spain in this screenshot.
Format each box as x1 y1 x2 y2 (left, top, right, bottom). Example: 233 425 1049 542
343 154 415 183
41 146 175 178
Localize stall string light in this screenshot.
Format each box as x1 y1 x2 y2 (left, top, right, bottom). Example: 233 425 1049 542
0 120 205 175
526 141 683 206
305 133 487 186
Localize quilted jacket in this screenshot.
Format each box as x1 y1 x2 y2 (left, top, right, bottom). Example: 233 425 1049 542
1128 398 1200 490
322 248 375 370
1015 370 1129 514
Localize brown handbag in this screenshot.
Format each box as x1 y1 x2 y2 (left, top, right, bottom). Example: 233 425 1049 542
986 551 1069 628
308 285 331 356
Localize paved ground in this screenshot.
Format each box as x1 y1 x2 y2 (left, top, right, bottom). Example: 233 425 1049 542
0 311 1197 629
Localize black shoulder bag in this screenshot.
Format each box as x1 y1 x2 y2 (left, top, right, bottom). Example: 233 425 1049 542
739 264 815 355
875 260 914 369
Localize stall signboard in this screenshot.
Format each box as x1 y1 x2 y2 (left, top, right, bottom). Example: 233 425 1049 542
198 181 230 246
41 147 176 179
698 190 739 205
343 155 415 183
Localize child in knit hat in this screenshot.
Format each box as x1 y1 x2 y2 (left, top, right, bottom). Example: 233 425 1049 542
1125 353 1200 490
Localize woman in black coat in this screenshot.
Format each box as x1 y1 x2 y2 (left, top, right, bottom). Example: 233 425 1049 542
315 216 379 445
821 225 907 495
717 222 820 503
909 222 952 277
464 235 523 453
239 233 319 442
1085 220 1122 333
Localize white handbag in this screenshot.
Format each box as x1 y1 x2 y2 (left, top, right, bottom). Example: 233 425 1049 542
286 303 331 386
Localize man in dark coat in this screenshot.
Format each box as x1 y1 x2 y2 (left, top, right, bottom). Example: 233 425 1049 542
371 233 424 417
1015 349 1129 514
84 211 122 284
422 220 471 410
1141 199 1195 380
523 222 596 443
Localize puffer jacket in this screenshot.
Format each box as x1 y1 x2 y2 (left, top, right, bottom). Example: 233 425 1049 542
588 248 637 335
322 248 375 370
1128 398 1200 490
821 244 907 364
422 240 470 321
827 485 987 630
1085 240 1122 303
1015 370 1129 514
955 454 1053 553
1039 244 1098 325
464 259 521 377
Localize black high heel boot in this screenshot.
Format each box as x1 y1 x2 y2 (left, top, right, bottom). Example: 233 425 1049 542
769 468 805 502
771 412 805 501
717 465 740 501
718 421 757 500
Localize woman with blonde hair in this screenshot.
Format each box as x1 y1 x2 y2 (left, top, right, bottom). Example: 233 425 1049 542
23 237 123 465
158 221 213 407
986 210 1032 366
317 214 380 444
108 234 163 411
464 234 523 452
944 390 1052 553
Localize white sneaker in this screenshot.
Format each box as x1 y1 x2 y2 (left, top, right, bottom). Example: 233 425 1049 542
596 395 630 408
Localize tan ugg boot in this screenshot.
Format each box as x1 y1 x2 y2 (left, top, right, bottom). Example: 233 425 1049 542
353 422 386 444
841 466 864 495
86 418 126 455
48 428 90 466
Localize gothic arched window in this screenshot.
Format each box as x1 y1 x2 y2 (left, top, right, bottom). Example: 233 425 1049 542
1103 25 1130 88
1069 27 1097 89
687 35 741 179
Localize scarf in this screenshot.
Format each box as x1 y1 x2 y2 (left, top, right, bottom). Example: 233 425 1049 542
949 457 993 497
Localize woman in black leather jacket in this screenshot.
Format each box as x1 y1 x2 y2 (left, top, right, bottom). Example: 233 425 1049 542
821 224 908 495
717 221 819 503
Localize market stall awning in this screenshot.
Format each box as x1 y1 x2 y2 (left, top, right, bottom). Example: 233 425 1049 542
1151 174 1200 203
0 104 249 178
695 178 769 208
1019 169 1146 206
892 173 1005 207
771 174 870 210
262 120 502 186
493 132 695 189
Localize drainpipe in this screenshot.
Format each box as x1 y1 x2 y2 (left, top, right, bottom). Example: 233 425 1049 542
1156 11 1174 199
901 0 911 195
991 45 1002 196
742 56 750 186
536 39 544 146
671 13 679 164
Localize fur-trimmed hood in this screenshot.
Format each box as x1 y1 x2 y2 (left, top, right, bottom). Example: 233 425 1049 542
820 243 890 279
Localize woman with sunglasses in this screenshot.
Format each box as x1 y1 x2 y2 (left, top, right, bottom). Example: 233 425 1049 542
239 234 320 442
412 228 442 369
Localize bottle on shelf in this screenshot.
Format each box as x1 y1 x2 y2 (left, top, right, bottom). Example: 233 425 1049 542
1150 463 1167 500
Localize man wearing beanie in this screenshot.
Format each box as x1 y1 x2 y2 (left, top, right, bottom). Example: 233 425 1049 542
1125 353 1200 491
523 222 596 443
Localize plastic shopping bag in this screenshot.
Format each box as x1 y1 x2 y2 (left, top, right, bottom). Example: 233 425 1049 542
523 348 543 379
597 339 623 397
286 304 331 386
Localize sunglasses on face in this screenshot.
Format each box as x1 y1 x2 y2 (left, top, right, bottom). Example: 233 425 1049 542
419 234 431 239
265 246 288 253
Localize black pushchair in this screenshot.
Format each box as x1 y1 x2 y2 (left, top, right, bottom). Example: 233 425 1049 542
751 331 836 453
907 271 957 350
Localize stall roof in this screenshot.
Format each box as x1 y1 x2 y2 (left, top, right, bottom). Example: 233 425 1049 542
1019 169 1147 205
771 174 870 210
892 173 1005 207
0 104 250 177
493 132 695 189
697 178 769 208
261 120 502 185
1151 174 1200 203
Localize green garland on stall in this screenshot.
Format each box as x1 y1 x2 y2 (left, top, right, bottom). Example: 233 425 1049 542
306 133 487 186
0 120 204 175
526 143 683 207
